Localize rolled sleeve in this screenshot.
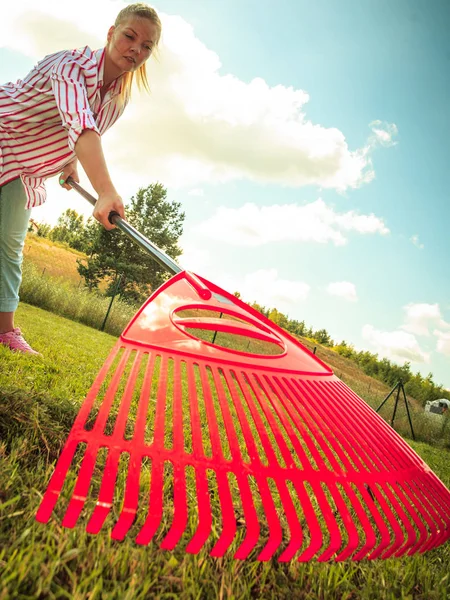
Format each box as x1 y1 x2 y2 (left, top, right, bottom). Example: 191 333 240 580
51 58 100 151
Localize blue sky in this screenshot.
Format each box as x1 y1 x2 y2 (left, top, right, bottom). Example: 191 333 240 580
1 0 449 387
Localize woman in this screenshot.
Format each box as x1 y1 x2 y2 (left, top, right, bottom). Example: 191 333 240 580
0 3 161 354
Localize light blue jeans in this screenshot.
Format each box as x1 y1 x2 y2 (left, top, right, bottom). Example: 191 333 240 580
0 178 31 312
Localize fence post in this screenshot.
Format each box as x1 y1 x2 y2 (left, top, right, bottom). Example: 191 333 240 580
101 273 123 332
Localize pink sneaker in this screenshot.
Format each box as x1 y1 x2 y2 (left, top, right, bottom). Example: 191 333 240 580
0 327 40 355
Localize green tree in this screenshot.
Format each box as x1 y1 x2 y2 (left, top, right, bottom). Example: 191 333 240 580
268 308 289 329
30 221 52 238
251 302 269 317
287 319 307 337
313 328 332 346
77 183 185 303
49 209 88 251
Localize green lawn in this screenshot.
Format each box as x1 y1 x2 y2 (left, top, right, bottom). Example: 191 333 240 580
0 303 449 600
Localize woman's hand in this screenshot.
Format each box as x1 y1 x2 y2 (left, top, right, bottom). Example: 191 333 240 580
92 191 125 230
59 160 79 190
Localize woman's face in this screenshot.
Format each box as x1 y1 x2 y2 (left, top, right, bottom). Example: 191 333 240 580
106 15 159 75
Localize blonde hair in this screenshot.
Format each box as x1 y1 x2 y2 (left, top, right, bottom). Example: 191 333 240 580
113 3 162 105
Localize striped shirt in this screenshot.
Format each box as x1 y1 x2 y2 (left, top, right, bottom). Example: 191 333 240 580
0 46 126 209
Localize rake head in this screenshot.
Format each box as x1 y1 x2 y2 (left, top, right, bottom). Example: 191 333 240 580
36 271 450 561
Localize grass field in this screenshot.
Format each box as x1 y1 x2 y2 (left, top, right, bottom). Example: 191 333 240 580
23 234 85 286
1 303 449 599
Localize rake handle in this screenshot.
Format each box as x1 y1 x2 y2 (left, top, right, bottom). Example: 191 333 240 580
66 177 182 276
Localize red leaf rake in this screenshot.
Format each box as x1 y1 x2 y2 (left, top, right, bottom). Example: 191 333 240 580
36 181 450 561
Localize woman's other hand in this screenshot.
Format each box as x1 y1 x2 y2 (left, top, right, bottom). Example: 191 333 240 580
59 160 79 190
93 191 125 230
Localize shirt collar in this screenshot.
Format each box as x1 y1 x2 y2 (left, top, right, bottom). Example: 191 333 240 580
95 47 124 99
95 48 106 88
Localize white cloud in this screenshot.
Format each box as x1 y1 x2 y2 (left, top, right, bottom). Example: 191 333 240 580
194 199 389 246
187 188 204 197
177 238 212 273
368 121 398 148
326 281 358 302
0 1 397 191
434 330 450 357
362 324 430 364
210 269 310 313
402 303 450 337
410 234 424 249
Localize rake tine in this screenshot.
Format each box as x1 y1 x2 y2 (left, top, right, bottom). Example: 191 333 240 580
354 481 391 560
409 477 447 552
75 344 123 429
160 463 187 550
230 370 278 465
312 482 342 562
36 347 123 524
185 468 213 554
92 348 133 435
86 351 145 533
153 355 168 448
62 444 99 528
86 448 121 534
368 484 404 560
209 470 237 557
343 483 377 561
329 483 361 561
334 382 403 469
246 373 297 469
209 365 243 462
210 366 262 558
252 475 284 561
111 452 142 540
171 358 184 454
292 479 323 562
198 364 224 459
35 439 80 523
380 484 415 558
268 376 327 472
222 370 284 560
112 351 144 437
303 380 367 473
393 481 430 556
111 353 156 540
287 379 345 475
132 352 157 444
274 479 304 562
233 473 260 560
197 365 238 557
135 459 164 545
259 375 315 472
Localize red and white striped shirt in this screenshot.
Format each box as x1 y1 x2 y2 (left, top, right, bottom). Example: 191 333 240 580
0 46 127 209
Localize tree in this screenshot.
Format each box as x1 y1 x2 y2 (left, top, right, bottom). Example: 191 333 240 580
313 328 332 346
77 183 185 303
287 319 307 337
30 221 52 238
251 302 269 317
268 308 289 330
49 209 88 251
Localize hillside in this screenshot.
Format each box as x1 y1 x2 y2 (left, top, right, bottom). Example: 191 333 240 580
24 232 85 283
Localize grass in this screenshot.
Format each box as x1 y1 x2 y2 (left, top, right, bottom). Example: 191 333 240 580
19 260 137 337
1 304 450 599
23 234 86 286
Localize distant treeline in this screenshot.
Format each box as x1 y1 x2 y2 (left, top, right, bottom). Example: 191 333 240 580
31 213 449 408
250 305 450 407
